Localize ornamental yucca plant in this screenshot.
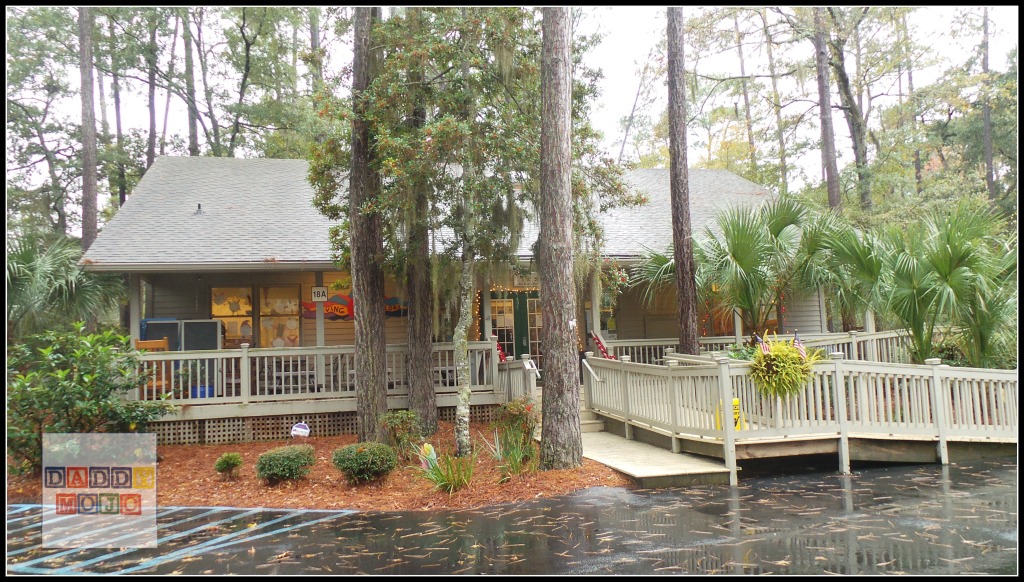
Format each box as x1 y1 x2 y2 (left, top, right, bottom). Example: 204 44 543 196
417 445 476 495
748 336 822 398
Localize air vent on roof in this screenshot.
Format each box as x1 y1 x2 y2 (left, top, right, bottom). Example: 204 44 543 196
194 203 205 215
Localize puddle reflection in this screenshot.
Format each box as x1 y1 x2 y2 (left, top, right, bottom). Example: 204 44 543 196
7 458 1016 575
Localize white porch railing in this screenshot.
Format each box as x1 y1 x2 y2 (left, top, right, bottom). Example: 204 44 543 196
497 355 540 403
136 341 500 405
583 352 1018 485
603 330 917 364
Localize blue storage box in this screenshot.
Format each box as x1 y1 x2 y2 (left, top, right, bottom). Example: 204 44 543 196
190 385 215 399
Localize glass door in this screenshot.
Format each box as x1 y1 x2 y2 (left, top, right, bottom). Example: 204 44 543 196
490 299 515 362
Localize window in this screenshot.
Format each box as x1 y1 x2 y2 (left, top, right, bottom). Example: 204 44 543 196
212 287 254 349
211 285 300 348
258 286 300 348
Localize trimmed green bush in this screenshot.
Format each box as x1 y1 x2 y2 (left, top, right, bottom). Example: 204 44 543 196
214 452 243 480
332 442 397 485
379 410 422 462
255 444 315 485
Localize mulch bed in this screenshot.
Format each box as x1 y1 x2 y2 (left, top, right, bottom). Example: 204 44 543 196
6 421 633 513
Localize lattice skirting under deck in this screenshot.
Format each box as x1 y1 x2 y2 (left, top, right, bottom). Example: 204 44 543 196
151 405 501 445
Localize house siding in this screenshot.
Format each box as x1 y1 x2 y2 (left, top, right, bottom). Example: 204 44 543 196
146 271 412 347
781 290 827 334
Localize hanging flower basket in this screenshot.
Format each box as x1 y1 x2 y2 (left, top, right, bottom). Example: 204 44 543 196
748 335 822 398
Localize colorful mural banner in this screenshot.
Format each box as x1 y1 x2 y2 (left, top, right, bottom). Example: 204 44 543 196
302 294 409 320
302 294 353 320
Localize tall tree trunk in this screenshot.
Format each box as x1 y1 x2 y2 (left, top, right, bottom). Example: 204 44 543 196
405 7 437 437
453 8 478 458
96 66 110 146
813 8 842 210
108 20 127 206
760 9 788 195
160 14 179 156
350 6 388 443
182 8 200 156
195 8 223 156
146 9 158 169
309 7 323 88
227 7 262 157
538 6 581 471
901 13 923 195
79 7 98 251
666 7 701 356
733 14 756 175
827 8 871 210
981 7 995 202
453 254 475 457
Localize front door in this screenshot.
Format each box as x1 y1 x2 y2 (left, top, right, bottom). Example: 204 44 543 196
486 290 542 371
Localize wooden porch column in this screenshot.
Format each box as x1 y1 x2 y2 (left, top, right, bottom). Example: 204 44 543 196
129 273 141 341
732 309 743 346
481 272 492 339
864 309 878 361
315 271 326 387
590 269 601 352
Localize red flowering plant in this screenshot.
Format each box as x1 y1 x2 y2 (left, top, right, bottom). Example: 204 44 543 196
600 259 631 302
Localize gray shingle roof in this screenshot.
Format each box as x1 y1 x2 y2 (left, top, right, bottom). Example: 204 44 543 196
81 156 339 271
81 157 769 271
597 168 770 259
515 167 770 260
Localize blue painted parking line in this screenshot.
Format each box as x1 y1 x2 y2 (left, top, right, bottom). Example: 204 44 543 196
114 509 355 575
6 507 186 558
7 507 262 572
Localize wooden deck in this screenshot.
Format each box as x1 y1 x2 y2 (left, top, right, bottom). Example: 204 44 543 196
583 350 1018 485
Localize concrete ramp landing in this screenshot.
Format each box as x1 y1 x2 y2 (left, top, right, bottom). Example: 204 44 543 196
581 432 732 488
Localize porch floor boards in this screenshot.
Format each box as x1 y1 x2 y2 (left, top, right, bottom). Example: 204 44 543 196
580 431 732 488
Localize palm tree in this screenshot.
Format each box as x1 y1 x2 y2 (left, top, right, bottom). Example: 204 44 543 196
6 233 125 342
874 199 1016 365
632 196 839 336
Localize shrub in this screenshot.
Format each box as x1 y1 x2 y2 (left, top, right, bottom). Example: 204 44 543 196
332 442 397 485
749 337 822 398
214 453 243 480
6 325 175 474
493 397 539 446
417 447 476 495
481 427 537 483
379 410 422 462
255 444 316 485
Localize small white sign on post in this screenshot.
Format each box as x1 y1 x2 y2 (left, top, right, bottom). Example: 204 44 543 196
311 287 329 302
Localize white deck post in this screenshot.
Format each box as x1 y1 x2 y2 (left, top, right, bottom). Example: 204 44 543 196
240 343 251 405
583 352 595 409
667 359 681 453
620 355 633 439
716 357 738 486
848 331 859 360
926 358 950 464
832 352 851 474
590 270 601 352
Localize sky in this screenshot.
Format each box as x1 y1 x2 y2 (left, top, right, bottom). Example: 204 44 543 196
577 6 1019 172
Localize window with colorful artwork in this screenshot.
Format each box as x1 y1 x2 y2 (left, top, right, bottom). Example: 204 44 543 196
258 286 300 348
211 287 254 349
211 286 300 349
